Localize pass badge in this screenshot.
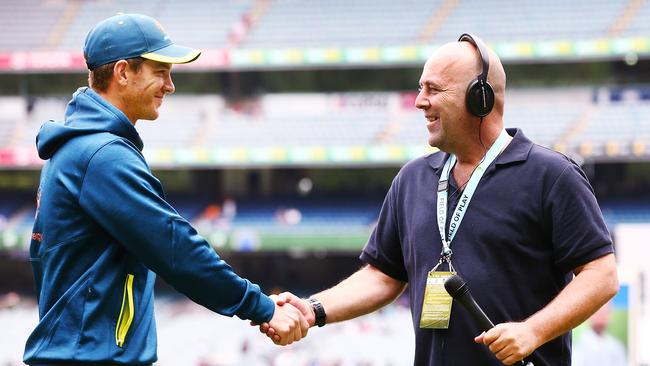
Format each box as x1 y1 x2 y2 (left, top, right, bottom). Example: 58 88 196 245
420 271 455 329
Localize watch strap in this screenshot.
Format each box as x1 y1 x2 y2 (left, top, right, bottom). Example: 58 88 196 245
308 298 326 327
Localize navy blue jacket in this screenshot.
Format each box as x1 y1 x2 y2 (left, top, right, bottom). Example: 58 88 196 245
24 87 274 365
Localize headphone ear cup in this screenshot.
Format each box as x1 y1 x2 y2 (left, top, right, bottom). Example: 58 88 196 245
465 79 495 117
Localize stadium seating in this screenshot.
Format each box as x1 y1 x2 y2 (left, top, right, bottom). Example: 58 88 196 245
620 1 650 37
0 97 25 147
431 0 627 44
577 100 650 157
2 0 650 52
137 95 223 148
241 0 441 48
232 197 380 226
58 0 252 50
502 87 593 148
0 0 66 51
212 108 389 147
14 97 67 149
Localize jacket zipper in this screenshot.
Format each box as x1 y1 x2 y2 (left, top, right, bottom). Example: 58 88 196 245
115 274 135 347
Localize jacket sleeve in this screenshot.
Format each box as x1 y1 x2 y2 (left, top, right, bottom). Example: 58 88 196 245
78 140 275 324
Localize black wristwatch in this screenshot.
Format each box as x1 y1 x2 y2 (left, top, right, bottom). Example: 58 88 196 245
308 298 327 327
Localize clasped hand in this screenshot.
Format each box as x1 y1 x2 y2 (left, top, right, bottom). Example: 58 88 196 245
252 293 313 346
251 294 311 346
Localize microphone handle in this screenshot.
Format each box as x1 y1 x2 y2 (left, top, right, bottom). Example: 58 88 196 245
457 294 495 332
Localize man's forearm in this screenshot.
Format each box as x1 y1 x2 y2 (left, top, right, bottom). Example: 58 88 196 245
311 264 407 325
477 253 619 364
526 253 618 347
260 264 406 344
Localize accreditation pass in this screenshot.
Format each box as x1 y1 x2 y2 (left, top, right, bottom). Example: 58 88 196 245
419 271 455 329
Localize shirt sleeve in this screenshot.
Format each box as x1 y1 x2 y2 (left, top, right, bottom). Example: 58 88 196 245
78 140 274 324
545 162 614 273
360 177 409 282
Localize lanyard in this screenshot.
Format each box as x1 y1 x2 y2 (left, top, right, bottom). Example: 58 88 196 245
436 129 510 263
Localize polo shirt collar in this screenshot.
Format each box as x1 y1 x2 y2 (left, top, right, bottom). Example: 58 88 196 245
426 128 534 173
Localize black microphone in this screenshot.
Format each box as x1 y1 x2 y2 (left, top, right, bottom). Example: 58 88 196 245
444 274 534 366
444 274 494 331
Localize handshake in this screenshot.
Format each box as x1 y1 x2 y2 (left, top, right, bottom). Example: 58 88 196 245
251 292 316 346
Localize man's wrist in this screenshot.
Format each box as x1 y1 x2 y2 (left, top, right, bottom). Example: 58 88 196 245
302 298 316 327
523 318 547 350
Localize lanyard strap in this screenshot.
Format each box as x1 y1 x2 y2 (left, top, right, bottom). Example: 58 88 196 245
436 129 510 260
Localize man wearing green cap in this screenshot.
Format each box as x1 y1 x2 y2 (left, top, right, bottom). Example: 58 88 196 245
24 13 307 365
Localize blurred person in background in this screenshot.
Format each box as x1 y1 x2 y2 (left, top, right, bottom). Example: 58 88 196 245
259 34 618 365
0 291 20 310
25 13 307 366
572 302 627 366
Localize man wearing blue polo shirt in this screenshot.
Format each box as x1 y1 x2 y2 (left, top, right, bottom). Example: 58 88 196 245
25 14 307 365
261 35 618 365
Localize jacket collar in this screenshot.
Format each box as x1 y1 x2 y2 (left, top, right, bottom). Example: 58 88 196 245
80 87 144 151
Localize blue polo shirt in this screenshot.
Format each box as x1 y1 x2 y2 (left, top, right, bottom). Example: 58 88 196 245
360 128 613 366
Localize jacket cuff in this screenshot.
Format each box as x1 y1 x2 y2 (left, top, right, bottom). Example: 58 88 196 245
246 293 275 324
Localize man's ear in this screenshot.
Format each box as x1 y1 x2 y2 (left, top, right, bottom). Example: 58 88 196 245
113 60 129 87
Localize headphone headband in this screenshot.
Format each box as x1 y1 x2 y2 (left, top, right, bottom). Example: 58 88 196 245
458 33 494 117
458 33 490 85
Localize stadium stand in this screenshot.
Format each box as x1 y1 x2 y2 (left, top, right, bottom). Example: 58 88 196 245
137 95 224 148
620 0 650 37
0 0 66 51
431 0 628 44
156 0 253 48
57 0 164 51
3 0 650 52
58 0 253 51
0 97 25 147
14 97 67 149
231 197 380 227
241 0 442 48
577 89 650 157
212 107 390 148
502 87 593 149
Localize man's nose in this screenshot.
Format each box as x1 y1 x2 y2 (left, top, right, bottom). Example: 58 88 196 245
415 92 429 110
164 75 175 94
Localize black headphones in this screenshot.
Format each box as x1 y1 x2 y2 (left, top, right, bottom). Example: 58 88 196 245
458 33 494 117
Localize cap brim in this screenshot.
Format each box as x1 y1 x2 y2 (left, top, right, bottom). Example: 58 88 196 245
141 43 201 64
